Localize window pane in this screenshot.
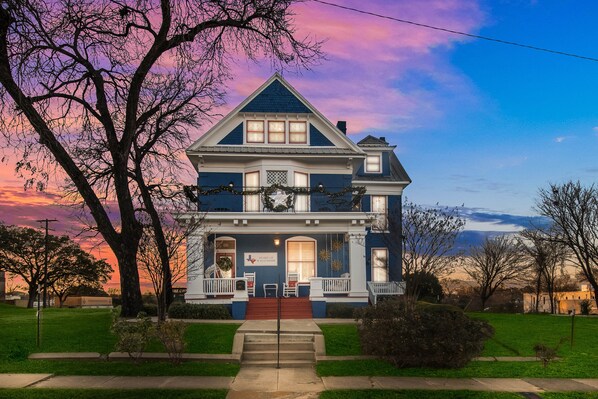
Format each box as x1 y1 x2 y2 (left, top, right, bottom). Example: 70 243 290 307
245 172 260 212
247 121 264 143
268 121 285 143
289 122 307 143
287 241 315 281
372 248 388 282
294 172 309 212
372 196 387 231
366 155 381 172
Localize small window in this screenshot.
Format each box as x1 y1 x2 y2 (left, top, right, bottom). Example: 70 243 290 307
371 195 387 231
365 155 381 173
247 121 264 143
372 248 389 282
268 121 286 143
289 121 307 144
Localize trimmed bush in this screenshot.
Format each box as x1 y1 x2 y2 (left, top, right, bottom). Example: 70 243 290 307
168 303 232 320
326 303 356 318
110 308 155 363
156 320 187 365
142 303 158 317
357 298 494 368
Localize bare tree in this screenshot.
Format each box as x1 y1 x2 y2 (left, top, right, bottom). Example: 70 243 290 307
387 201 465 297
518 228 567 313
138 214 204 321
464 235 527 310
0 0 321 316
536 181 598 309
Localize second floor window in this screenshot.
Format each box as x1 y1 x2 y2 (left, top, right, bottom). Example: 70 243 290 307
245 171 260 212
371 195 387 231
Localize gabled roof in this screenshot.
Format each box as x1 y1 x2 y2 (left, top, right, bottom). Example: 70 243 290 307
357 135 396 149
187 73 364 155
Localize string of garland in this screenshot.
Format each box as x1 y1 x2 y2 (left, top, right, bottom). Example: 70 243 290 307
184 184 366 212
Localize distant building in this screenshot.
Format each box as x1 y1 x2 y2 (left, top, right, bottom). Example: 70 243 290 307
523 284 597 314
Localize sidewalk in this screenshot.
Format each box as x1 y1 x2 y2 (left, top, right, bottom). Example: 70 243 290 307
2 370 598 395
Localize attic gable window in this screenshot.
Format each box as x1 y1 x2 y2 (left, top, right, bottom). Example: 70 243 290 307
365 154 381 173
268 121 286 143
289 121 307 144
247 121 265 143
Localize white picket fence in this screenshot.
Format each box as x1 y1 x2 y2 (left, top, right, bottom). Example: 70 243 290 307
321 277 351 294
203 278 236 295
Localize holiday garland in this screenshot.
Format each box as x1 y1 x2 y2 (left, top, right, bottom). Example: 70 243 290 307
184 183 366 212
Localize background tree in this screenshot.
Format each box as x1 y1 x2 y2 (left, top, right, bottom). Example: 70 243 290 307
518 228 567 313
51 257 112 308
387 201 465 298
0 223 110 307
0 0 321 316
404 271 444 303
464 235 527 310
536 181 598 309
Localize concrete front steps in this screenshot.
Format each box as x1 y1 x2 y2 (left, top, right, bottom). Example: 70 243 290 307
241 333 316 368
245 297 312 320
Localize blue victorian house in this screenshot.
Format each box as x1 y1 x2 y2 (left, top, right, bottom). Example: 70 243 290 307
182 74 410 319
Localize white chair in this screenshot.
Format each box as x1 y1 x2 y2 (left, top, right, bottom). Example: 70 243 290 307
284 272 299 297
244 272 256 297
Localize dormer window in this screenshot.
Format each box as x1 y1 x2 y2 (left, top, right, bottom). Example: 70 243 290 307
289 121 307 144
247 121 265 143
365 154 381 173
268 121 286 143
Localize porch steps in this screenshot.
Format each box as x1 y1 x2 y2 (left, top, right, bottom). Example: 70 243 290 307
245 297 312 320
241 333 315 368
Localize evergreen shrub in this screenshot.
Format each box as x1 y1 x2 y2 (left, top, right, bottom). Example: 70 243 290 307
357 298 494 368
326 303 356 318
168 303 232 320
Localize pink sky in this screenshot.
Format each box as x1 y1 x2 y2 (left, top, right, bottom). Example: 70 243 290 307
0 0 485 290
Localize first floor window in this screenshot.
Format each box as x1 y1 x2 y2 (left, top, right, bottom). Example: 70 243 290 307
371 195 388 231
245 171 260 211
287 240 315 282
372 248 388 282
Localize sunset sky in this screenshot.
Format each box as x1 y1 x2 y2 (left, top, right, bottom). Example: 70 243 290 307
1 0 597 288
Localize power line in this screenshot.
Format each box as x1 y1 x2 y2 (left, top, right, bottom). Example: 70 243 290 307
311 0 598 63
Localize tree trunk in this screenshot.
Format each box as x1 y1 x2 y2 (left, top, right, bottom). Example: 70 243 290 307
27 285 37 308
118 247 143 317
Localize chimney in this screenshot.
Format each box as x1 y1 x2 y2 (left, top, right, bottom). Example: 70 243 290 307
336 121 347 135
380 136 386 143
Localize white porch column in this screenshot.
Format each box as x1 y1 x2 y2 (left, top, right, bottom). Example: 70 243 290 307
348 232 368 298
185 230 206 300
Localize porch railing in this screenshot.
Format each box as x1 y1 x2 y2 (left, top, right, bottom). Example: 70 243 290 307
204 278 236 295
322 277 351 294
367 281 405 305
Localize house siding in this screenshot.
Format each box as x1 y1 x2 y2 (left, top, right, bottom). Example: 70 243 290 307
309 174 353 212
217 123 244 145
198 172 243 212
310 124 334 146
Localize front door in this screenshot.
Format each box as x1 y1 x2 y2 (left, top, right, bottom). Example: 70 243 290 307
216 253 235 278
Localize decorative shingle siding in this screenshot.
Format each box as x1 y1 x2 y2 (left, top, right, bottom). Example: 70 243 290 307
310 124 334 146
218 123 243 145
240 80 312 114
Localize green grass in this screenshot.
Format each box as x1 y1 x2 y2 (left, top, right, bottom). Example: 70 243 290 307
318 312 598 378
0 389 227 399
319 324 361 356
320 390 522 399
0 303 240 376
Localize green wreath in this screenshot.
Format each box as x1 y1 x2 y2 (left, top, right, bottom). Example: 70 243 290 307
263 185 294 212
216 257 233 272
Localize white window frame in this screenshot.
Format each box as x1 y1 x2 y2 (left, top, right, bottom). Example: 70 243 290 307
365 154 381 173
371 248 389 282
244 171 260 212
371 195 388 232
286 237 316 283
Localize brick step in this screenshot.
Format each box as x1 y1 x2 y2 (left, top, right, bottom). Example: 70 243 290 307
246 298 312 319
242 350 315 361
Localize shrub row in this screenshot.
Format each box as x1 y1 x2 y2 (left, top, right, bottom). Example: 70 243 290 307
168 303 232 320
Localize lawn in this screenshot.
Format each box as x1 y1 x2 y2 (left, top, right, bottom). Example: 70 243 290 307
0 303 240 376
0 389 228 399
320 392 598 399
318 312 598 378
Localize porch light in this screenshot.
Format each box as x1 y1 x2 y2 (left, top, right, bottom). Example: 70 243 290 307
274 238 280 246
228 181 234 188
317 182 324 191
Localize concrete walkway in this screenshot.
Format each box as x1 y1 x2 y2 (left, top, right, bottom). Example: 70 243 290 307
3 371 598 396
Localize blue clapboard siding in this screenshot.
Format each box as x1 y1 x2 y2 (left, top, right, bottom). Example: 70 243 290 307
309 174 354 212
310 124 334 146
198 172 243 212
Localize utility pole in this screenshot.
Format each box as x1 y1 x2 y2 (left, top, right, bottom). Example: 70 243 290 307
36 219 57 308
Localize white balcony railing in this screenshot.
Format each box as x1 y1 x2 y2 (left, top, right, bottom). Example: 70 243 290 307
204 278 236 295
322 277 351 294
367 281 405 305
